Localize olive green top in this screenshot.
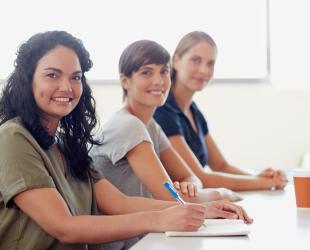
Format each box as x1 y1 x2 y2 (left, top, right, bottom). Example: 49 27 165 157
0 118 105 250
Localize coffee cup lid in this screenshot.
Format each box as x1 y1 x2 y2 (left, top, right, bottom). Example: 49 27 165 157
293 168 310 177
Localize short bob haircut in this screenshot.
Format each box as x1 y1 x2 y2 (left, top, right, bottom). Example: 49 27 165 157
0 30 99 181
171 31 217 84
118 40 170 100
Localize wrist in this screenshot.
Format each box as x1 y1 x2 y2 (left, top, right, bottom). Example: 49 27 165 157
146 211 162 232
261 177 274 190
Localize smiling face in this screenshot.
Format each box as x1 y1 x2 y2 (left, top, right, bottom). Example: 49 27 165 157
121 63 171 108
173 41 216 92
32 45 83 127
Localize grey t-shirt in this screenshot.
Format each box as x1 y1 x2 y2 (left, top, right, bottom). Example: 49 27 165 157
91 109 170 198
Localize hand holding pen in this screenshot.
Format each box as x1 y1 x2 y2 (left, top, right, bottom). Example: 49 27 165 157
163 181 206 227
163 181 253 224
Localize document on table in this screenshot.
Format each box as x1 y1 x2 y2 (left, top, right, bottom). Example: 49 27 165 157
166 219 251 237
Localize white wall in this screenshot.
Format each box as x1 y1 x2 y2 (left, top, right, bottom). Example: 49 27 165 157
91 82 310 170
1 0 310 170
270 0 310 90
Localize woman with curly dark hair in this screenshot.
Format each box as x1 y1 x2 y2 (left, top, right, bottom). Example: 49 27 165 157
0 30 98 181
0 31 252 250
0 31 218 250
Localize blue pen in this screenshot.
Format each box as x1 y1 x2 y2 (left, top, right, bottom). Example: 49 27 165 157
163 181 206 227
163 181 186 204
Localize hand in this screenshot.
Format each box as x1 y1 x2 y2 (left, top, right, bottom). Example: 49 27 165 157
204 199 253 224
173 181 198 197
156 203 206 232
257 167 276 178
258 168 288 189
217 188 243 202
272 170 288 189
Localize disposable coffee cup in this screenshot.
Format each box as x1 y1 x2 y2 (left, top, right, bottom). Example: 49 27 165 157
293 168 310 208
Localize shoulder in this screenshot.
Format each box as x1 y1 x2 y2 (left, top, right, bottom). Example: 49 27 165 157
155 101 179 117
148 118 164 134
154 92 182 124
94 110 151 149
104 110 146 133
0 118 39 147
192 102 207 121
0 118 27 134
154 104 182 128
191 102 209 134
148 119 170 147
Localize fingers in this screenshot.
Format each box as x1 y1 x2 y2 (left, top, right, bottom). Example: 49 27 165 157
180 182 189 195
216 200 253 224
160 203 206 232
183 183 198 197
258 167 275 178
273 170 288 189
174 182 198 197
173 181 180 190
210 208 239 220
224 202 253 224
179 203 206 230
278 170 288 182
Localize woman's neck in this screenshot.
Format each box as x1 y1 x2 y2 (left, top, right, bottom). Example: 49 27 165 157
172 83 195 113
124 100 155 125
40 117 59 136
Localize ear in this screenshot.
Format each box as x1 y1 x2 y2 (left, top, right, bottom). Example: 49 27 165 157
120 74 129 90
172 54 180 70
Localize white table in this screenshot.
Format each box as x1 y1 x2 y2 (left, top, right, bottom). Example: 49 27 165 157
131 184 310 249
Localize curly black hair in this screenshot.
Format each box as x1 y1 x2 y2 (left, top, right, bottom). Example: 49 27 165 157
0 30 100 181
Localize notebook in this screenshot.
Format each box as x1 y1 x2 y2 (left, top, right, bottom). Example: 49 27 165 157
165 219 250 237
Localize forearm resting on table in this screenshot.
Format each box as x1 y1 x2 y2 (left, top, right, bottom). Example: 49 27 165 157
215 163 252 175
201 172 274 191
98 195 177 215
48 212 159 244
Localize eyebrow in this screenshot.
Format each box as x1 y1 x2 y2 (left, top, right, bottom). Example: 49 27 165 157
140 64 169 70
139 66 153 70
44 67 82 75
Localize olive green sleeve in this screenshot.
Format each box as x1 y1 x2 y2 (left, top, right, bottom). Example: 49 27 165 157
0 128 55 208
89 163 105 184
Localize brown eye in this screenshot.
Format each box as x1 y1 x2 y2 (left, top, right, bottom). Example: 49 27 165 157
191 57 201 64
72 75 82 81
141 70 152 77
161 68 170 75
46 73 57 79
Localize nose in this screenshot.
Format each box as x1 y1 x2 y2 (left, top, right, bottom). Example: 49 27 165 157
199 63 210 75
58 77 73 92
152 73 164 85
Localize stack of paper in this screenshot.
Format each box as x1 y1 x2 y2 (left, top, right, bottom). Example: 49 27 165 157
166 219 250 237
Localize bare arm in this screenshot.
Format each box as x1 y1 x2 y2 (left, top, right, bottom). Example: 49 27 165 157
160 145 203 188
94 179 252 224
13 187 157 244
169 134 277 191
205 134 287 190
126 141 179 200
126 141 199 200
95 178 176 214
205 134 250 175
13 180 207 244
159 145 238 202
